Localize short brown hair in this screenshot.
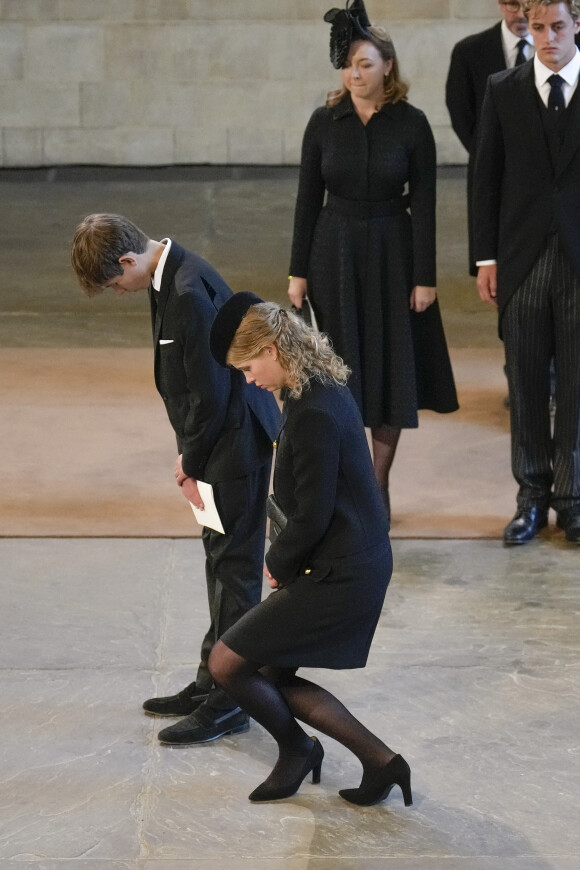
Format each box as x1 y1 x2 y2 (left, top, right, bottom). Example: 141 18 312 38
326 26 409 108
71 213 149 297
524 0 580 19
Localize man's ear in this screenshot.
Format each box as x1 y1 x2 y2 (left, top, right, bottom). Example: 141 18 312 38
118 253 137 266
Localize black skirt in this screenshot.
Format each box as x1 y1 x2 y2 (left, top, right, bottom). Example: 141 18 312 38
308 204 458 429
220 541 392 670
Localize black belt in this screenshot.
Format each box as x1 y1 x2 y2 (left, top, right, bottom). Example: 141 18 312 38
325 193 408 218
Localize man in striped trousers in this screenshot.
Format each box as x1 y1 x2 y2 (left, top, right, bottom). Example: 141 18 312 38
473 0 580 544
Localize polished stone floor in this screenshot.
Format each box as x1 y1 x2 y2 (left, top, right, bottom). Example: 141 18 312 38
1 536 579 869
1 168 579 868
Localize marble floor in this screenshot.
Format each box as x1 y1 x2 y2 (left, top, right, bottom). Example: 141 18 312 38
1 168 578 868
1 536 579 869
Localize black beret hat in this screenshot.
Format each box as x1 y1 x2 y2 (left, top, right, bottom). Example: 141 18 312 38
209 290 264 367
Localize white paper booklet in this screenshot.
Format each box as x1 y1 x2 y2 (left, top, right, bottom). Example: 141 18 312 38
189 480 225 534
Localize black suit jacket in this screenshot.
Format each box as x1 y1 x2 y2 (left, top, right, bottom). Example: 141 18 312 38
266 380 389 586
446 22 506 275
446 21 506 154
151 242 281 483
472 60 580 330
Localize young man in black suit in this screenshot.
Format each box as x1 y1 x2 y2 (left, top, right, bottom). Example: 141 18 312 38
71 214 281 741
446 1 534 274
473 0 580 545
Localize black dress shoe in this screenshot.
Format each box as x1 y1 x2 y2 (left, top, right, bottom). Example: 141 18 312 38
157 705 250 745
143 680 209 716
557 510 580 543
503 507 547 545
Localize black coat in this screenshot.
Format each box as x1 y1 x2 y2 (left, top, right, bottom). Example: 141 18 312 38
445 21 506 274
266 379 389 586
445 21 506 154
220 378 391 670
151 242 281 483
472 61 580 332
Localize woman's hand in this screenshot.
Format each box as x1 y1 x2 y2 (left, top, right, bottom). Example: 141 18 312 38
288 276 308 309
264 566 281 589
410 285 436 312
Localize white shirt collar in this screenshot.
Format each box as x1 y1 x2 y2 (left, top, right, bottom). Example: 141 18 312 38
152 238 172 291
534 46 580 88
501 19 534 64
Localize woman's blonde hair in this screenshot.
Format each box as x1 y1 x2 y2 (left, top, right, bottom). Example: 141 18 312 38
326 26 408 108
226 303 350 399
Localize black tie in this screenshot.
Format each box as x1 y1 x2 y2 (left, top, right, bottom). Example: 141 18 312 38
548 74 565 113
515 38 527 66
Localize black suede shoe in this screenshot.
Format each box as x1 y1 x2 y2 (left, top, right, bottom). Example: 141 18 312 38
503 507 548 545
143 681 209 717
157 705 250 745
557 510 580 543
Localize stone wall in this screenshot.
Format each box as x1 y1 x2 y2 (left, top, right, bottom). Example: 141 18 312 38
0 0 499 167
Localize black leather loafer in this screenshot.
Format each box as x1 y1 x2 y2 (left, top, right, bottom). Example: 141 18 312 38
143 681 209 717
557 510 580 543
503 507 548 545
157 705 250 745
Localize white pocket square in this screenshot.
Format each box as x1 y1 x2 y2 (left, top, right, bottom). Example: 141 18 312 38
159 339 174 345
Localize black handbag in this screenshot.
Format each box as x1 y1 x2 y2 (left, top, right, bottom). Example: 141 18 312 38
266 494 287 543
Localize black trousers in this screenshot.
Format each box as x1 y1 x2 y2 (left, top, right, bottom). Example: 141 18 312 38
502 235 580 512
195 462 270 710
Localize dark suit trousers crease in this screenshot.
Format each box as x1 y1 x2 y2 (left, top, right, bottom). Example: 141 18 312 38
502 235 580 511
195 462 270 710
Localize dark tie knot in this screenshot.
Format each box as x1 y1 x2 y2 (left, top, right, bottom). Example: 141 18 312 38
515 38 528 65
548 74 565 112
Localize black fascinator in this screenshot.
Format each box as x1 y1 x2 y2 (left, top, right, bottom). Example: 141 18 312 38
324 0 372 69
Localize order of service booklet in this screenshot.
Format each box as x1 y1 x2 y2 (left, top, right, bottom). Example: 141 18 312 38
188 480 225 534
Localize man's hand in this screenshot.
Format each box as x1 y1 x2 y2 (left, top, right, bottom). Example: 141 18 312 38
174 454 188 486
264 566 280 589
410 286 436 312
181 477 204 510
477 264 498 307
175 455 204 510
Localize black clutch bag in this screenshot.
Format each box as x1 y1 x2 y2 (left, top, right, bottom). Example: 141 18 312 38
266 494 287 543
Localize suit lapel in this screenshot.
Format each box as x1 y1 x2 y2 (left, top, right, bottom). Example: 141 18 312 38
555 84 580 178
153 242 185 347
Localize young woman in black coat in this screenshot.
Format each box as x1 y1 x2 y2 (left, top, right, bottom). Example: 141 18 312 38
208 292 412 808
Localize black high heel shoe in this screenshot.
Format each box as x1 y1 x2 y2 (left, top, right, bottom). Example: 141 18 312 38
339 754 413 807
248 736 324 802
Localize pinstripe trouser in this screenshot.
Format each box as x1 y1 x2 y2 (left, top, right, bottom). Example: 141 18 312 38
502 234 580 512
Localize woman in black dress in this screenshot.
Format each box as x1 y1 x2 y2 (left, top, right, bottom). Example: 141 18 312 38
288 0 458 513
208 291 412 807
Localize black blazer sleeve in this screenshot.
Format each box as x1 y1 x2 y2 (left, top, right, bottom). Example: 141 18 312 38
171 286 233 480
289 108 326 278
446 41 477 152
266 404 340 584
472 75 505 263
408 110 437 287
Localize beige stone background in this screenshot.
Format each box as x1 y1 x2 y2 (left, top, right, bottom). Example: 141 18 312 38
0 0 500 168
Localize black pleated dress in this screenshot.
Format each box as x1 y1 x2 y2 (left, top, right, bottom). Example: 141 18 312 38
289 96 458 429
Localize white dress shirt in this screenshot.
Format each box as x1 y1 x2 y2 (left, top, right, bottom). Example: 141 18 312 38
534 47 580 107
501 19 535 67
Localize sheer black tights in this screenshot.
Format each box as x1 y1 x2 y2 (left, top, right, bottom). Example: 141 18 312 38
210 640 394 781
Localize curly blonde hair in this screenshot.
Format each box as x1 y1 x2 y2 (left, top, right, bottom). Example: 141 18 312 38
226 303 350 399
326 26 409 109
